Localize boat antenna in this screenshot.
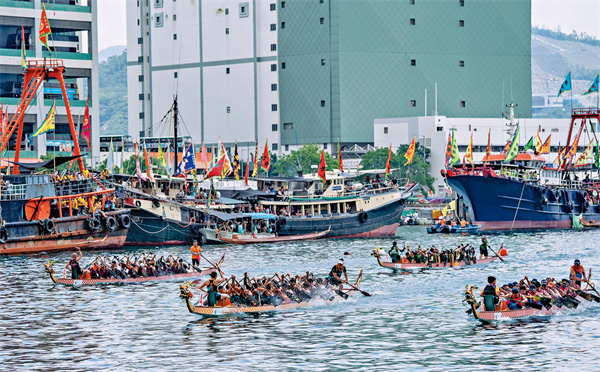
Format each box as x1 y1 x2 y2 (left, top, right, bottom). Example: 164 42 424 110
295 130 302 176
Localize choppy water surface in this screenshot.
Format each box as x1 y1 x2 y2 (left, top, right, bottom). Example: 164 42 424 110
1 227 599 370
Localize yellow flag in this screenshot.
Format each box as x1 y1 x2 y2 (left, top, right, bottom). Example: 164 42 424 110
465 134 473 164
31 100 55 138
574 140 595 167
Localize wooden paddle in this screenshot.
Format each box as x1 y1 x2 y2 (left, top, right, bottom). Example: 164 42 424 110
487 243 505 262
344 281 371 296
200 253 225 275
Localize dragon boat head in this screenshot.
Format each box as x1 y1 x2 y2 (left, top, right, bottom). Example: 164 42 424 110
44 260 55 274
180 282 193 300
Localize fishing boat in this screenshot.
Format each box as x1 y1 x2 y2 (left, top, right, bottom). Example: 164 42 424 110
218 228 330 245
444 107 600 232
258 172 417 238
43 254 224 286
426 224 481 234
180 270 363 317
372 251 498 270
0 59 130 255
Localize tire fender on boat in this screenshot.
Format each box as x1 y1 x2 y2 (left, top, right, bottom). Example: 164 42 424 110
278 217 287 228
105 216 117 231
43 219 55 234
359 211 368 223
191 224 202 235
0 225 7 244
87 217 101 231
565 201 574 213
135 200 142 207
119 214 131 229
152 198 160 208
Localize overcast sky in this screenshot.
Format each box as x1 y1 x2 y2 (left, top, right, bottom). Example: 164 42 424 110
97 0 600 51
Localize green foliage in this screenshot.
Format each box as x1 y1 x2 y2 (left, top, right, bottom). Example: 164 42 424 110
359 143 435 194
39 154 73 173
274 144 337 177
532 26 600 48
99 51 128 135
97 154 167 176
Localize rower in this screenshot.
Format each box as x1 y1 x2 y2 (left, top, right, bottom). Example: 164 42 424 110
570 259 587 287
65 248 85 279
480 276 500 311
190 240 201 266
327 259 349 291
479 237 489 260
198 271 230 307
388 241 401 263
506 288 527 310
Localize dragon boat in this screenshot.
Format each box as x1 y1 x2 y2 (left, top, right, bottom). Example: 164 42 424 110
44 254 224 286
217 228 330 245
180 270 363 317
463 285 600 322
372 250 499 270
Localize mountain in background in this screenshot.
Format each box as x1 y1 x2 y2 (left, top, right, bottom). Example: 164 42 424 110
99 50 127 135
99 45 127 63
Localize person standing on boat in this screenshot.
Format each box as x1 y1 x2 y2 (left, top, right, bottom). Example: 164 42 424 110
570 259 587 287
328 259 349 291
190 240 201 266
479 237 489 260
388 241 401 263
65 248 84 279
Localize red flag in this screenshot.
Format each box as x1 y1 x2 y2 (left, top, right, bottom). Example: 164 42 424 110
404 137 416 166
260 139 270 171
385 144 392 177
338 141 343 171
485 128 491 163
39 4 52 51
81 99 90 146
144 146 154 181
318 150 326 182
245 157 249 185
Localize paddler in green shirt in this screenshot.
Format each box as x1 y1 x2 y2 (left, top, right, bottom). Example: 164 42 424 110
479 237 489 260
388 241 401 263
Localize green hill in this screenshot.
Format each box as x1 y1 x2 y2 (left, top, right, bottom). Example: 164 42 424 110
99 50 127 135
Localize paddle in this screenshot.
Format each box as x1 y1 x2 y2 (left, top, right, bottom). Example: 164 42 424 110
487 243 505 262
200 253 224 275
344 280 371 297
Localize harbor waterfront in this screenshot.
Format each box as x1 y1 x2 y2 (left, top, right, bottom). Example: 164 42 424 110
1 226 598 370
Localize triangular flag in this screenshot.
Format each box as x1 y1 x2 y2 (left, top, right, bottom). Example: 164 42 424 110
534 131 543 153
574 140 595 167
445 133 452 167
39 4 52 51
81 99 91 146
450 131 460 166
318 149 326 182
464 134 473 165
385 144 392 177
484 128 491 164
31 100 55 138
106 138 115 173
261 139 270 172
338 141 343 172
523 136 535 152
583 73 599 96
20 26 27 70
541 135 551 154
557 71 571 100
504 124 520 163
404 137 416 166
252 142 258 177
232 141 240 180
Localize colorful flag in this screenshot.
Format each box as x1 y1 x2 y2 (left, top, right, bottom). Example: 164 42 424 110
563 120 584 161
245 157 249 186
218 139 232 178
534 131 543 153
318 149 326 182
504 124 520 163
232 141 240 180
445 133 452 167
106 138 115 173
596 143 600 169
541 134 551 154
39 4 52 51
385 144 392 177
81 99 90 146
557 71 571 100
485 129 491 164
158 143 169 177
260 139 270 172
338 141 343 171
144 145 154 181
523 136 535 152
135 141 147 180
574 140 595 167
500 141 511 155
176 143 197 175
31 100 55 138
464 134 473 165
450 131 460 166
251 142 258 177
404 137 416 166
20 26 27 70
583 73 599 96
553 143 563 169
199 143 208 170
166 145 172 176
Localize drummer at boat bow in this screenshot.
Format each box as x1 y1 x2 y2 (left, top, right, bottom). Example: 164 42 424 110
570 259 587 287
328 259 349 291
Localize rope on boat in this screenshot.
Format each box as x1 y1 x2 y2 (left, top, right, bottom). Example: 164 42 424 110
130 218 170 235
510 182 527 232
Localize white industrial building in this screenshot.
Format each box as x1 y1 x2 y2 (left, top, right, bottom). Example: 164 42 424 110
127 0 279 160
374 107 584 196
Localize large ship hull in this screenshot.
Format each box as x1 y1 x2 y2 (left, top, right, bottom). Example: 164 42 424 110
276 198 405 238
447 174 600 231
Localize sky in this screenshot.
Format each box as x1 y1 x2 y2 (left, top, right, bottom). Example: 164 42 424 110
97 0 600 51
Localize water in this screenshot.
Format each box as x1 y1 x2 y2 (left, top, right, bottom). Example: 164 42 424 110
1 227 599 370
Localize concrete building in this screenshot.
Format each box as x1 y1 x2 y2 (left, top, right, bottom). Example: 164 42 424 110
374 111 579 196
127 0 279 160
278 0 532 152
0 0 99 162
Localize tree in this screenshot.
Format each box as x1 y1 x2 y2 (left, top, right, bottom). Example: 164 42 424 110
359 143 435 194
99 51 128 135
274 144 337 177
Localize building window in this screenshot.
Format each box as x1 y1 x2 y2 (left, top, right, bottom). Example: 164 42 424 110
138 56 143 63
173 34 177 40
410 18 415 25
137 0 139 6
174 72 178 78
283 123 293 130
320 0 324 3
281 21 285 29
281 1 285 8
271 64 277 71
321 59 326 66
459 60 464 67
271 83 277 91
225 8 229 14
173 14 176 21
411 59 416 66
226 67 230 74
139 94 144 100
281 62 286 69
272 124 278 131
384 127 388 134
459 0 464 6
155 0 163 8
436 126 444 131
137 19 140 25
410 0 415 4
271 44 277 51
323 143 327 150
270 3 276 11
138 75 144 82
460 101 466 107
271 104 278 111
225 28 229 34
320 17 324 24
239 2 248 17
227 106 231 113
272 143 278 151
139 112 144 119
270 23 276 31
459 20 464 27
285 145 289 151
148 93 151 100
154 12 163 27
138 37 143 44
410 100 416 107
321 100 325 107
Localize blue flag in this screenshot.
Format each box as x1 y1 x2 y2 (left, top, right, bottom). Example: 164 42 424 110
175 143 196 176
583 73 599 96
557 71 571 100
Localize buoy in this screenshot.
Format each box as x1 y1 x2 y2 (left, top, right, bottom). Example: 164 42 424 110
499 248 508 256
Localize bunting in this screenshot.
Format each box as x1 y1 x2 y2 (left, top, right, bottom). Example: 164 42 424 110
503 124 520 163
158 143 170 178
563 119 585 161
464 134 473 165
552 143 563 169
404 137 416 166
218 139 232 178
318 149 326 182
574 140 595 167
199 143 208 170
135 141 147 181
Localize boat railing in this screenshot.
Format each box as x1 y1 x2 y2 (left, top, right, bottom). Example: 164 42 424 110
0 183 26 200
55 179 96 196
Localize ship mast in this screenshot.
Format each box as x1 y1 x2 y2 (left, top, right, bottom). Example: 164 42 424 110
173 95 178 174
